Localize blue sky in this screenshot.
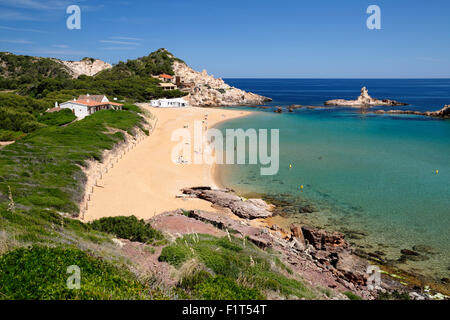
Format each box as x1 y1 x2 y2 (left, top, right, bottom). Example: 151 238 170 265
0 0 449 78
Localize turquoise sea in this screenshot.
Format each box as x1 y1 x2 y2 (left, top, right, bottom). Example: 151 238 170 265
217 79 450 281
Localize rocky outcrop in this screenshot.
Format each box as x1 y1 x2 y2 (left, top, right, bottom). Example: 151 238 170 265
375 104 450 119
182 187 272 219
56 57 112 78
172 61 271 107
325 87 408 107
430 104 450 117
155 207 375 298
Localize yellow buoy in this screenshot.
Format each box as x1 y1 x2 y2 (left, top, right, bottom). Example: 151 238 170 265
289 164 292 169
436 170 439 175
300 185 304 190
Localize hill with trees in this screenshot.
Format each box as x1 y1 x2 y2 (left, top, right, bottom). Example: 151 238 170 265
0 49 187 140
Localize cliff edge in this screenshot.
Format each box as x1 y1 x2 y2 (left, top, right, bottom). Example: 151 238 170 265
172 60 271 107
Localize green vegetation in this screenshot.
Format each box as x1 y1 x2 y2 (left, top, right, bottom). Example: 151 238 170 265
376 290 410 300
159 234 317 300
343 291 362 300
0 93 49 135
0 246 164 299
0 129 25 141
37 109 76 126
0 109 144 214
0 107 161 300
0 52 71 92
90 216 163 243
187 274 263 300
0 49 187 139
0 49 326 301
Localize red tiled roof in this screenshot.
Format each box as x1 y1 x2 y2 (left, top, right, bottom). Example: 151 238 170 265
78 95 107 102
159 74 173 79
46 107 61 113
64 100 123 107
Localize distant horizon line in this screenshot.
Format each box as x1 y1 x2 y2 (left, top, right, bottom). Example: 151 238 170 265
222 77 450 80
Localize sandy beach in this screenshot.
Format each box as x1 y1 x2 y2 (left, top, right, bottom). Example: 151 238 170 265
82 106 251 221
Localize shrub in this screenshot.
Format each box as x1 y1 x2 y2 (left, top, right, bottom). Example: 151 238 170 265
38 109 76 126
343 291 362 300
376 290 410 300
195 276 264 300
159 244 191 267
0 246 157 299
159 234 317 299
90 215 163 243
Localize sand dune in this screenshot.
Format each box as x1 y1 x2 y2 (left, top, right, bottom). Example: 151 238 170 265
82 106 250 221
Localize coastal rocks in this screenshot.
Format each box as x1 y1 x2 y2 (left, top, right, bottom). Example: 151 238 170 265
57 57 112 78
301 226 347 250
274 107 283 113
428 104 450 118
182 187 273 219
398 248 430 263
172 61 271 107
412 244 438 255
184 209 273 248
376 104 450 119
148 210 226 237
334 250 368 286
325 87 408 107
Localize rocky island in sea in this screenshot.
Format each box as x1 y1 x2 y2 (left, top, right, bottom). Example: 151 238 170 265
325 86 408 107
375 104 450 118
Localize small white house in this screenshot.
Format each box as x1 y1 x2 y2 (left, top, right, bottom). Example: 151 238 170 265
59 94 123 119
150 98 189 108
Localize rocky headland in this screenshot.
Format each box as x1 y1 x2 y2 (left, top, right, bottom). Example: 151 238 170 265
146 186 441 300
172 59 271 107
325 87 408 107
375 104 450 119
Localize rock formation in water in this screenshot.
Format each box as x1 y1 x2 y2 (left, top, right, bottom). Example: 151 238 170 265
172 60 271 107
325 87 408 107
375 104 450 119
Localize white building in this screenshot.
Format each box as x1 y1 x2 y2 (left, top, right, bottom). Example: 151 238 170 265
150 98 189 108
58 94 123 119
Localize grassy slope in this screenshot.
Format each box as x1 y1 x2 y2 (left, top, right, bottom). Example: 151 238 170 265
0 49 187 140
0 109 144 214
0 108 323 299
0 108 167 299
160 234 318 300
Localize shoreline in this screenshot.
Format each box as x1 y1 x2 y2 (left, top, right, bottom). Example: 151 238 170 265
81 106 252 222
208 114 449 296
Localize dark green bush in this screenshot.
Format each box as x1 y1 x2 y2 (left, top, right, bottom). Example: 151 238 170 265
194 275 264 300
376 290 410 300
343 291 362 300
90 215 163 243
159 243 191 267
38 109 76 126
159 234 317 299
0 246 157 299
